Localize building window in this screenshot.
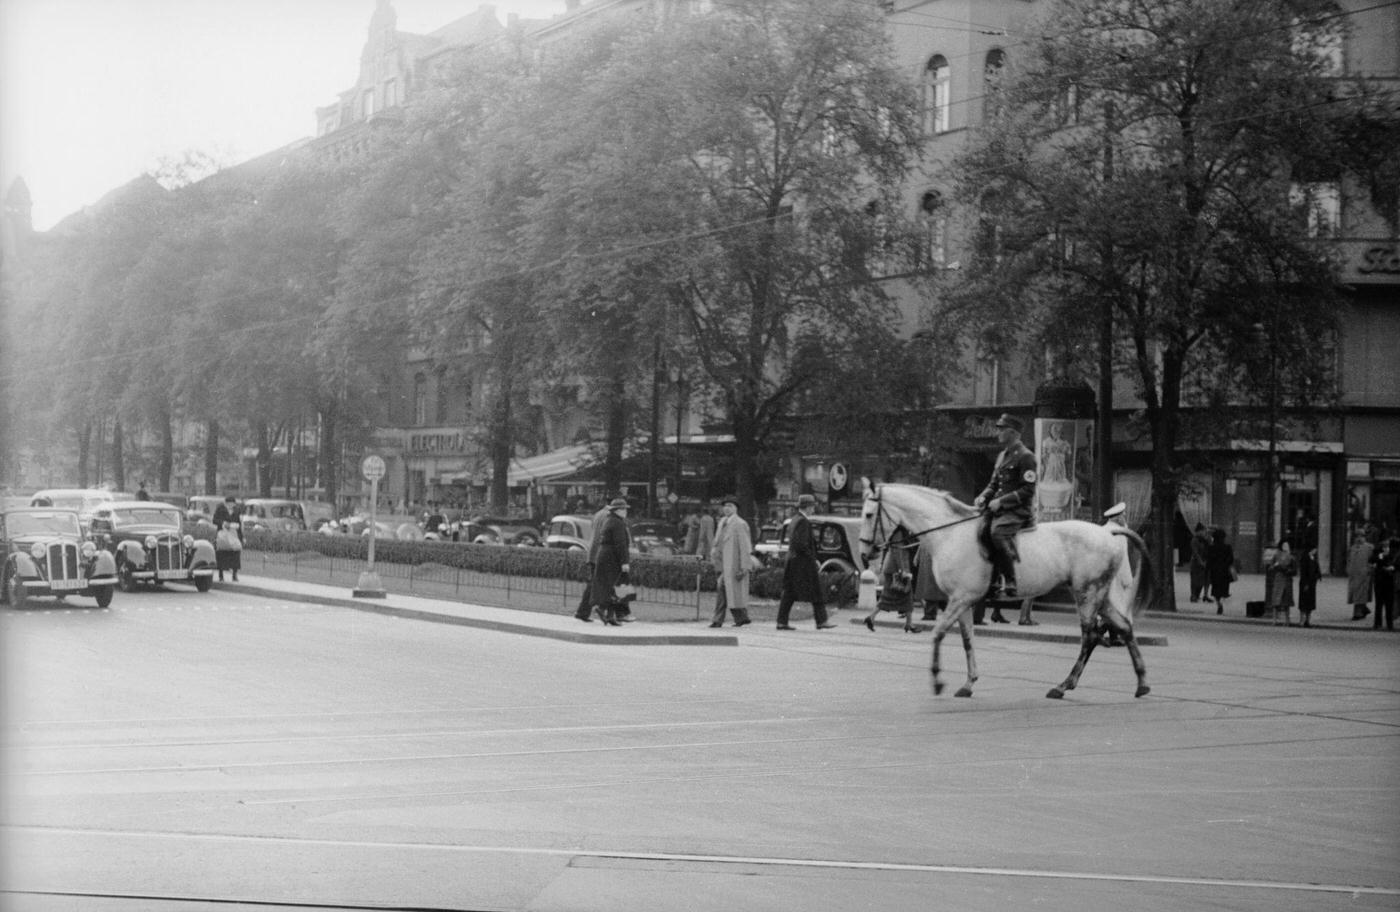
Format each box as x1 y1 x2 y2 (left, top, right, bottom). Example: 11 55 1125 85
919 190 947 269
383 77 398 108
923 55 950 134
983 48 1006 122
413 372 428 426
1291 181 1341 237
362 89 375 120
434 367 449 425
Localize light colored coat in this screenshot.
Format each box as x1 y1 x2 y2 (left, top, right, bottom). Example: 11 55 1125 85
710 513 752 612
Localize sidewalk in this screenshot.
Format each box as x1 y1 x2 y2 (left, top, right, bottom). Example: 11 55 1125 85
218 560 1389 648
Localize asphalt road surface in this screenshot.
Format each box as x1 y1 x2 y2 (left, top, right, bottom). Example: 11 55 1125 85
2 583 1398 912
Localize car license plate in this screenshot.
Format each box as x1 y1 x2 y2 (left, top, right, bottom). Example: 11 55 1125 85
49 579 83 591
156 570 185 580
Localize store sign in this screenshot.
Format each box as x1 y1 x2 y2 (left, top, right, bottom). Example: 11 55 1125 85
408 432 469 454
1357 245 1400 275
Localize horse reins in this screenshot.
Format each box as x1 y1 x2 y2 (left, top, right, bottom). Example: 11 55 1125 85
859 488 984 561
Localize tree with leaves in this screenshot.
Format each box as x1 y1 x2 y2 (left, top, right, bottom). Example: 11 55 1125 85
946 0 1398 600
525 0 928 517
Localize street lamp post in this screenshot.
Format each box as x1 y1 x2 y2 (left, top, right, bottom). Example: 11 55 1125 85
669 366 684 523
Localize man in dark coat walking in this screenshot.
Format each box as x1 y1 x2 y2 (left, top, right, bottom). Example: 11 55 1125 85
776 493 835 630
588 497 632 625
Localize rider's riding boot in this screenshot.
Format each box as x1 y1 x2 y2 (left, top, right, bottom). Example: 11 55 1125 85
991 544 1018 600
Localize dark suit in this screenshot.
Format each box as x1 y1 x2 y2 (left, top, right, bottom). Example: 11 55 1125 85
777 511 829 628
588 509 631 616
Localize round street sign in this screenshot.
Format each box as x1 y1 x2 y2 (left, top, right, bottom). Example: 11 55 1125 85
361 455 386 481
828 462 849 495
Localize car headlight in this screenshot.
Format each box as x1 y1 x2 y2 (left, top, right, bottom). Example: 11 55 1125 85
144 535 157 549
30 543 45 560
183 535 195 548
81 541 97 558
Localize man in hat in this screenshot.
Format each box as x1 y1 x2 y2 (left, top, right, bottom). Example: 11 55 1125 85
776 493 837 630
974 413 1037 601
588 496 633 625
709 495 753 628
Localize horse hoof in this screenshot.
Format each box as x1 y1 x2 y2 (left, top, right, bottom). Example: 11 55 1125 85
932 681 945 696
1046 688 1065 699
954 687 973 698
1135 685 1151 698
863 617 875 632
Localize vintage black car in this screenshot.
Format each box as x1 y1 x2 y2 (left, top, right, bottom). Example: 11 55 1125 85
1 508 118 608
89 501 217 592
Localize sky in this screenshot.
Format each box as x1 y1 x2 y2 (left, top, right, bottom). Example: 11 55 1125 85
0 0 567 231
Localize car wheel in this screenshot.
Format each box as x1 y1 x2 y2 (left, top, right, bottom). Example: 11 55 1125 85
117 560 139 593
5 569 27 609
194 575 213 593
515 534 541 547
92 585 114 608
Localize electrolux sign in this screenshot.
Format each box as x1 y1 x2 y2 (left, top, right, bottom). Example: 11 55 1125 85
408 432 469 455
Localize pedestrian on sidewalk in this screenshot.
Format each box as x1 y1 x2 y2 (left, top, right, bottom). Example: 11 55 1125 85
776 494 835 630
1204 527 1235 616
588 497 632 626
212 495 243 583
708 495 752 628
1371 538 1397 631
1347 532 1375 621
1189 522 1211 603
1297 546 1321 628
1265 538 1296 626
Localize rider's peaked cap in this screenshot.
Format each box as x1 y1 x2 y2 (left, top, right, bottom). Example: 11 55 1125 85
994 413 1023 432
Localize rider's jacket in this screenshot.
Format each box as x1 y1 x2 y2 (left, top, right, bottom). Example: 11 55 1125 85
979 440 1037 521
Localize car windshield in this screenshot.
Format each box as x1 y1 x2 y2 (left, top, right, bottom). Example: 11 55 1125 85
112 507 182 528
6 511 82 537
261 504 301 519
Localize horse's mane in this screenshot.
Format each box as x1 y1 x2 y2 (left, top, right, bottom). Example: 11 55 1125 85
879 483 980 519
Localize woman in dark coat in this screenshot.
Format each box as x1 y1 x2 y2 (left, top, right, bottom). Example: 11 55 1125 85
776 494 834 630
211 495 243 583
588 498 631 625
1204 527 1235 616
1297 547 1321 628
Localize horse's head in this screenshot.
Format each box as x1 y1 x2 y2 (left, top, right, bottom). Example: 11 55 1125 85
857 477 885 566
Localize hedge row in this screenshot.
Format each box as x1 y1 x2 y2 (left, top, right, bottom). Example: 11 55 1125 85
236 529 861 605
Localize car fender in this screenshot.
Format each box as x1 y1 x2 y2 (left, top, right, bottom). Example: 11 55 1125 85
117 540 148 568
90 550 117 577
189 539 217 565
11 552 38 578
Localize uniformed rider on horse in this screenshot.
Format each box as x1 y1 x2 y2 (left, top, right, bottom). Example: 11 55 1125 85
974 413 1037 598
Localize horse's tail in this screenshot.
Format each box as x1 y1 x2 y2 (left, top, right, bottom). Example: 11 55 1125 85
1110 527 1155 617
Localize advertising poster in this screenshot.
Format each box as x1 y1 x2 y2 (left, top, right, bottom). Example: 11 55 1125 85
1034 418 1094 522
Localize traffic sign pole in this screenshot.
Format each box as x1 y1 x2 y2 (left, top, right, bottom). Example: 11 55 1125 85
353 455 388 598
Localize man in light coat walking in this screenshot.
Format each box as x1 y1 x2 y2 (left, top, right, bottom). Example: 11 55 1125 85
709 495 752 628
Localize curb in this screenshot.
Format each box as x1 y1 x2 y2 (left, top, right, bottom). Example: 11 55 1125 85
218 582 739 647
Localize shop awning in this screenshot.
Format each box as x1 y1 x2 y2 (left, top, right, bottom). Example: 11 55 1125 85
505 444 596 487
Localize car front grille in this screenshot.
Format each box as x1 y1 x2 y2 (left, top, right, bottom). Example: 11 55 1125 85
154 535 183 573
46 542 81 588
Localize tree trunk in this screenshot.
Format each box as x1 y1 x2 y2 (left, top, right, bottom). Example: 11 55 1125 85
603 371 627 501
256 424 273 497
111 418 125 491
319 402 338 509
204 420 219 495
77 423 92 488
159 409 174 491
489 379 514 514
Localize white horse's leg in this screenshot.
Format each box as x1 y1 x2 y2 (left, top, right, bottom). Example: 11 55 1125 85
953 613 979 698
1047 584 1109 699
930 600 974 696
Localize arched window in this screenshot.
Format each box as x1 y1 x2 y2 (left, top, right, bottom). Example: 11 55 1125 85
923 55 951 134
413 372 428 426
434 367 449 425
919 190 947 269
983 48 1006 122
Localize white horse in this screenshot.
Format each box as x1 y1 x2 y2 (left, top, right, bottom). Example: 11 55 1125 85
858 480 1154 700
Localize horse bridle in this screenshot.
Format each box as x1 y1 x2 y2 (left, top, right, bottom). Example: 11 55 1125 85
859 485 985 562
